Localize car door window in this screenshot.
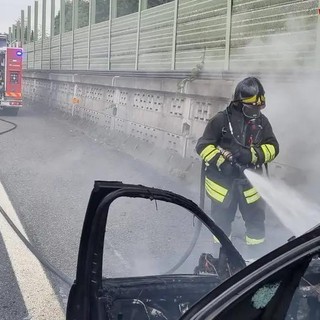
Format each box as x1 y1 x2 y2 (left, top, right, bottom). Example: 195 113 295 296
103 197 216 277
211 253 320 320
102 197 224 320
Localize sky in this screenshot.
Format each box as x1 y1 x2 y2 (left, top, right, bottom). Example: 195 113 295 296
1 0 31 34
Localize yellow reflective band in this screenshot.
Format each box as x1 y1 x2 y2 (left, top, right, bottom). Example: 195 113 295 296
216 155 225 169
246 193 261 204
205 183 225 203
200 145 219 163
250 147 258 164
261 144 276 162
246 236 265 245
205 177 228 196
244 187 258 197
243 187 261 204
205 178 228 203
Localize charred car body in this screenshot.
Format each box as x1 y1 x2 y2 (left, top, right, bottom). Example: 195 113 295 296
66 181 320 320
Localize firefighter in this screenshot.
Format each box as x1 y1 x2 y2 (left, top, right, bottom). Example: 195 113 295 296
196 77 279 246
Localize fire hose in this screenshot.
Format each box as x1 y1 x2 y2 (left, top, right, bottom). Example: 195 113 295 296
164 148 246 275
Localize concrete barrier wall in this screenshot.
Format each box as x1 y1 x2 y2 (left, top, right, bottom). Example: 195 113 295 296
23 71 303 185
23 73 232 155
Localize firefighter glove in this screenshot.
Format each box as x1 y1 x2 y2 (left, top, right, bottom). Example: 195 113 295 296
233 147 252 165
220 161 234 176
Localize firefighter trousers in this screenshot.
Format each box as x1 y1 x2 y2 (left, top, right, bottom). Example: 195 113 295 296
210 184 266 244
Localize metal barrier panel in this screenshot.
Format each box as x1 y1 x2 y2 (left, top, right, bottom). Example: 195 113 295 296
26 43 34 69
61 31 73 70
89 21 109 70
22 45 28 69
42 37 51 69
110 13 139 70
230 0 318 70
175 0 228 71
74 26 90 70
139 2 175 70
19 0 320 72
34 40 42 69
51 35 60 70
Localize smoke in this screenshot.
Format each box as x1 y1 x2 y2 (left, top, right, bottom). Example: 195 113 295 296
245 170 319 237
231 16 317 72
210 12 320 249
259 72 320 203
229 14 320 203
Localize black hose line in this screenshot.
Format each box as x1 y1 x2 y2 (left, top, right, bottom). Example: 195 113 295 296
164 161 206 274
0 117 18 135
0 117 73 286
0 204 73 286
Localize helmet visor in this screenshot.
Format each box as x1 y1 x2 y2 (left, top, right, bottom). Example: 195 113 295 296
241 95 266 119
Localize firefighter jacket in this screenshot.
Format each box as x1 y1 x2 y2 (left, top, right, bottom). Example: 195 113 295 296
196 104 279 206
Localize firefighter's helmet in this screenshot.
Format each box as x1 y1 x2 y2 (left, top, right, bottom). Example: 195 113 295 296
233 77 266 119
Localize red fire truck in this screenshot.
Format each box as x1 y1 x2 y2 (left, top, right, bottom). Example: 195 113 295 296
0 39 23 116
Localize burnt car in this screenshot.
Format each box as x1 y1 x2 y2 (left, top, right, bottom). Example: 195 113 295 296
66 181 320 320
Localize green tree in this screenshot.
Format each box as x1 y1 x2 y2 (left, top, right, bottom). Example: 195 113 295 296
148 0 173 8
117 0 138 17
65 0 73 32
54 11 60 35
78 0 89 28
53 0 91 32
24 26 28 43
96 0 109 23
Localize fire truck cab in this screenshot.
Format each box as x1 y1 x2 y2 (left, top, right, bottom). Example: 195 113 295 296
0 35 23 116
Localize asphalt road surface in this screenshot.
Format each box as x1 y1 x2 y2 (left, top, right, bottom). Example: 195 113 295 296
0 106 293 319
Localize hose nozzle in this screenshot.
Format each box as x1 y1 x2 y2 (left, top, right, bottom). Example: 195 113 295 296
218 147 233 162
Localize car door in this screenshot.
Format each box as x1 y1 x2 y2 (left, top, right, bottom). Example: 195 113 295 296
181 226 320 320
66 181 246 320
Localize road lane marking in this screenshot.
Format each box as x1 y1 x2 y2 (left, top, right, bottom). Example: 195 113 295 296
0 181 65 319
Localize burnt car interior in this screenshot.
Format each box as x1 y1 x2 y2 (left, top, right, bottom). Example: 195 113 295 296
211 254 320 320
180 226 320 320
66 181 246 320
66 181 320 320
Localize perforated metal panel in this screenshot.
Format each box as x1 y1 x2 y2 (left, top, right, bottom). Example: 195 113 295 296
175 0 228 71
133 92 163 112
229 0 319 70
90 21 109 70
61 32 72 70
34 40 42 69
74 26 89 70
26 42 34 69
192 99 215 122
114 117 126 133
139 2 175 70
23 0 320 72
128 122 160 144
42 38 50 69
23 75 230 161
164 132 184 153
51 35 60 70
170 96 184 116
110 13 138 70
